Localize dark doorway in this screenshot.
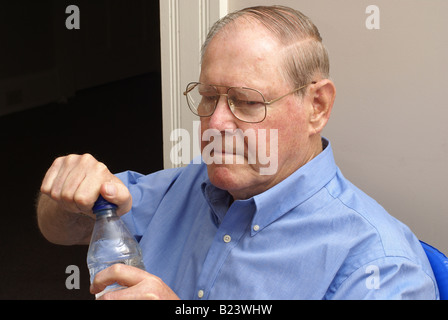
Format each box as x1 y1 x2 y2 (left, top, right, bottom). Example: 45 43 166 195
0 1 163 299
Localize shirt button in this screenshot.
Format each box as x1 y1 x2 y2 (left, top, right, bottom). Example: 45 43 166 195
198 290 204 299
223 235 231 243
253 225 260 232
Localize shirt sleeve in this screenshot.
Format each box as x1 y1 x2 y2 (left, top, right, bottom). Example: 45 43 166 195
115 167 184 240
326 256 439 300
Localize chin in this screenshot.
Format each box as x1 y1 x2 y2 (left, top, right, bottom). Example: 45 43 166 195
207 163 247 191
206 163 265 200
207 164 234 189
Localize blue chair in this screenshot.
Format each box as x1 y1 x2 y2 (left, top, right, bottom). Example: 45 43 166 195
420 241 448 300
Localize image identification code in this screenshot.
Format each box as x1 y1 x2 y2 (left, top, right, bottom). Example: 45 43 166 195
175 304 273 317
220 304 273 315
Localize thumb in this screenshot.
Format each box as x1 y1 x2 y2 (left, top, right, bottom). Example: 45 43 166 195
100 181 132 216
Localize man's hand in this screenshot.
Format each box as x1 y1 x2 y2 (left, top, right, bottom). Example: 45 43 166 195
40 153 131 216
37 154 132 245
90 264 180 300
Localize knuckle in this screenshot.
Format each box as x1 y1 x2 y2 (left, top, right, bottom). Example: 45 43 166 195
95 161 109 174
73 193 91 207
51 156 64 167
78 153 109 175
110 263 124 274
64 154 80 165
80 153 95 163
50 189 61 201
150 275 164 286
60 190 73 202
40 183 50 194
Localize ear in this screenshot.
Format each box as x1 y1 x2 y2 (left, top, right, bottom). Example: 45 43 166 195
308 79 336 135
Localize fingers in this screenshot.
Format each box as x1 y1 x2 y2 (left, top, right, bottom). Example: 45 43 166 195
90 264 147 295
40 154 131 215
90 264 180 300
40 156 65 195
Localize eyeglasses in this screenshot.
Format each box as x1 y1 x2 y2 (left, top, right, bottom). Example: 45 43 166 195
183 81 316 123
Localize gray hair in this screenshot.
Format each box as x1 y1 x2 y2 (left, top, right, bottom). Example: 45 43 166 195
201 5 330 91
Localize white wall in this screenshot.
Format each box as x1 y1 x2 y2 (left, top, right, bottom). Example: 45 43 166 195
161 0 448 252
160 0 228 168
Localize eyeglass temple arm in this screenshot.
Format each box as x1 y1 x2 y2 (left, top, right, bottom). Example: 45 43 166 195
183 84 198 96
265 81 317 106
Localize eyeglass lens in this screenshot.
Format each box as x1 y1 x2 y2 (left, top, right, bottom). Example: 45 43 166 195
186 83 266 123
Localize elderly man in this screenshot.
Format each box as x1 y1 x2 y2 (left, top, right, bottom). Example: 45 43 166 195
37 6 438 299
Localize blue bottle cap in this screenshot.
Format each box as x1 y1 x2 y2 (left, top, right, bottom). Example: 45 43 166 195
92 195 118 212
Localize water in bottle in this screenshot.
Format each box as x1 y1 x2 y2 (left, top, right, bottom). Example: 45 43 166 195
87 195 145 298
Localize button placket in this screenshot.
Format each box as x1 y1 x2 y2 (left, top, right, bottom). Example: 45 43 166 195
193 200 254 299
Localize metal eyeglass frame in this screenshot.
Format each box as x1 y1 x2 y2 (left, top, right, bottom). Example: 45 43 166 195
183 81 316 123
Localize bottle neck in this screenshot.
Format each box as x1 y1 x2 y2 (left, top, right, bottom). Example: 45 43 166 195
94 208 118 219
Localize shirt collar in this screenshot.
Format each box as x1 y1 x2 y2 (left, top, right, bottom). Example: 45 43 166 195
201 180 233 226
201 138 338 234
251 138 337 235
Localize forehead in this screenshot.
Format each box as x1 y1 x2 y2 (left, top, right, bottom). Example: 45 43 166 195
200 19 287 92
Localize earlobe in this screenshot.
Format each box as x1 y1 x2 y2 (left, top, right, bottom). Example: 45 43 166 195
309 80 336 134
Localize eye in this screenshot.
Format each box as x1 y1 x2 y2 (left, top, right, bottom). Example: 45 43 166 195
242 100 263 107
198 86 218 104
231 97 264 108
229 88 264 108
200 95 217 102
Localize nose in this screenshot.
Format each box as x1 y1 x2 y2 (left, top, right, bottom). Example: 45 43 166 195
206 94 238 131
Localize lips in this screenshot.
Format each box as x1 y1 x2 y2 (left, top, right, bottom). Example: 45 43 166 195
201 128 259 165
210 137 252 157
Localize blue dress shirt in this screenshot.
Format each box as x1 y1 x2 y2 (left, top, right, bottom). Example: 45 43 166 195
117 139 439 299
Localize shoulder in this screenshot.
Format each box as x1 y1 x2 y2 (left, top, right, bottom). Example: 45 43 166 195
325 169 422 259
322 170 438 299
326 255 438 299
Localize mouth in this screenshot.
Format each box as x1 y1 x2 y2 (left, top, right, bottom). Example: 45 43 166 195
211 150 245 157
201 129 259 165
211 150 247 161
204 148 248 166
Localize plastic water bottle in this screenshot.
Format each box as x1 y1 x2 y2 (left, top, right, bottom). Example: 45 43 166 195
87 195 145 298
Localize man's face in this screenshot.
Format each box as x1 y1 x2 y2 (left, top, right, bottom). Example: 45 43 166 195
200 21 318 200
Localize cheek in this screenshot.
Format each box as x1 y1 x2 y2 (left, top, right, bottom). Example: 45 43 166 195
267 106 309 153
200 118 210 151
